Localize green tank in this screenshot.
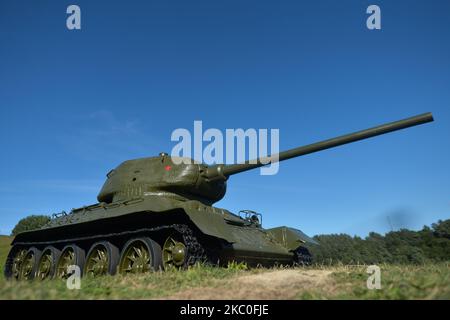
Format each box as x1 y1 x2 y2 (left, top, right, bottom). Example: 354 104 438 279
4 113 433 280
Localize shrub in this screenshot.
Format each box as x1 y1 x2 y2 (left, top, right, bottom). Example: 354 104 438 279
11 215 51 236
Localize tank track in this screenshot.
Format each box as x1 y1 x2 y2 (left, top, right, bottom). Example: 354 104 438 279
9 223 209 270
293 246 313 266
173 224 209 266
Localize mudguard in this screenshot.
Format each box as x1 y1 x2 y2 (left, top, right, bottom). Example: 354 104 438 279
267 226 318 250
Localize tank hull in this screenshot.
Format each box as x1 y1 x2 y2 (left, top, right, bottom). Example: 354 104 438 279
5 195 314 279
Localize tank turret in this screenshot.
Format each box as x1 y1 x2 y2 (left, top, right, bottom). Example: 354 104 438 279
97 154 226 205
98 112 433 205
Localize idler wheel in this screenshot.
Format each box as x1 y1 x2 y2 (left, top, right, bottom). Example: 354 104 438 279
5 246 28 280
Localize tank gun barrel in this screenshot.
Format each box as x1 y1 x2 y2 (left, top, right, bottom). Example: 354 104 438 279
204 112 433 180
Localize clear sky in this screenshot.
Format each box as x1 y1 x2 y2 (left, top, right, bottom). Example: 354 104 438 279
0 0 449 237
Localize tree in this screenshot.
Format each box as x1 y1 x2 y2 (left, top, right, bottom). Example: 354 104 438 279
432 220 450 239
307 219 450 264
11 215 51 236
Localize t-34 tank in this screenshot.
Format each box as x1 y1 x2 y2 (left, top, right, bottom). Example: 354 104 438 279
5 113 433 280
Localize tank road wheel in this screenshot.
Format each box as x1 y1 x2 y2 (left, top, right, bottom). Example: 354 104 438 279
56 245 85 279
118 237 162 274
18 247 41 280
162 234 187 270
36 246 61 280
5 246 28 280
84 241 119 277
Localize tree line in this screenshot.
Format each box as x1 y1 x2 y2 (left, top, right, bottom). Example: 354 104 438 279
306 219 450 264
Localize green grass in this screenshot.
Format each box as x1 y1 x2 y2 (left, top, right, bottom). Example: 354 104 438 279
0 236 448 300
0 263 250 299
297 263 450 300
0 235 12 280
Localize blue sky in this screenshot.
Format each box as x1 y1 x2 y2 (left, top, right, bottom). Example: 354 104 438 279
0 0 449 237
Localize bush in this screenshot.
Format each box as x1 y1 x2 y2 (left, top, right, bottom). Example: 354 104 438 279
11 215 51 236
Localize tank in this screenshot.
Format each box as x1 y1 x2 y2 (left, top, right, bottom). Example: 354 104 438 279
4 112 434 280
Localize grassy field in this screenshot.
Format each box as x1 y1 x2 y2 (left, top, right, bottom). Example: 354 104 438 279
1 236 449 300
0 235 11 281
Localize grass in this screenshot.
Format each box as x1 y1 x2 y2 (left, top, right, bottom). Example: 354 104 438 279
297 263 450 300
0 235 12 281
0 261 251 299
0 236 449 300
